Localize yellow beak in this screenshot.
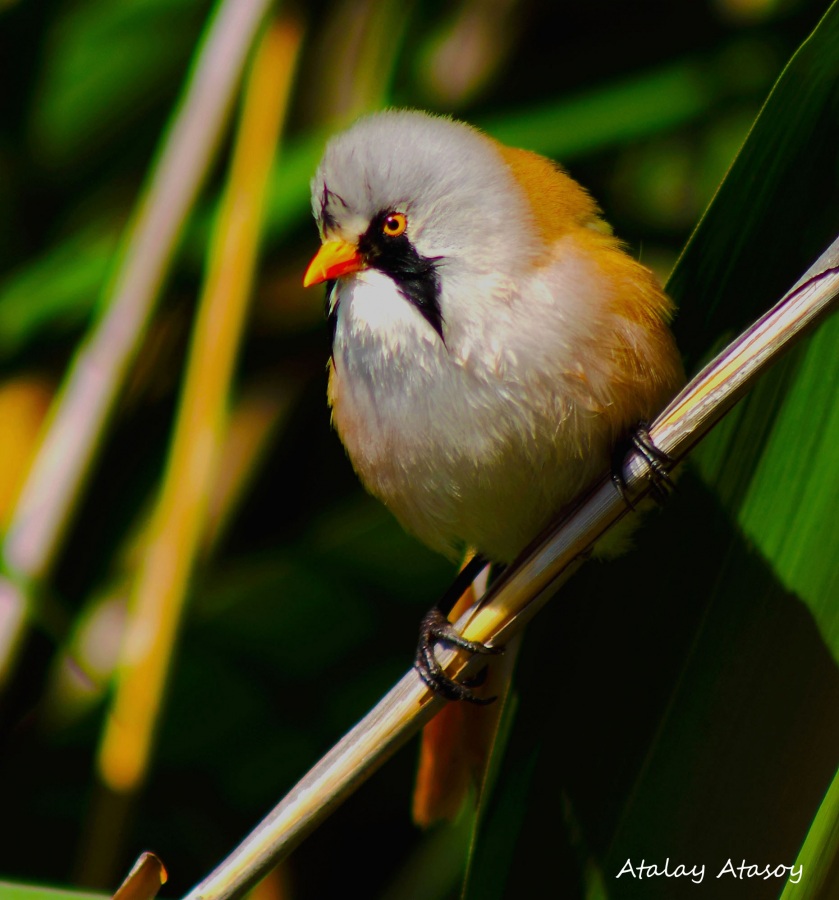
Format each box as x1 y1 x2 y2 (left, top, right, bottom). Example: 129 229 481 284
303 240 364 287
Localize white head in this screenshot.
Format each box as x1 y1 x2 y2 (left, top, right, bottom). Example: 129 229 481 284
307 110 543 343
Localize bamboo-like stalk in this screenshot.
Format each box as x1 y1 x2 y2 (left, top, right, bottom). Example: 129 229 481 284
76 15 301 892
0 0 273 687
181 238 839 900
97 17 300 797
113 852 168 900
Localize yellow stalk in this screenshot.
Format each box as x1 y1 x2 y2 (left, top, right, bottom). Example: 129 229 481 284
0 0 273 687
98 17 302 794
112 852 168 900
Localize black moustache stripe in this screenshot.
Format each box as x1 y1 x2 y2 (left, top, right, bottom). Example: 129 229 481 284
389 252 445 343
319 185 347 232
325 279 338 354
358 214 445 342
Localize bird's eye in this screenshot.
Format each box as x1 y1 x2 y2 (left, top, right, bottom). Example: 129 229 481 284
382 212 407 238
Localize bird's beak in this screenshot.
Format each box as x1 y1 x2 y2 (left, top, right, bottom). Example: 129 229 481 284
303 240 364 287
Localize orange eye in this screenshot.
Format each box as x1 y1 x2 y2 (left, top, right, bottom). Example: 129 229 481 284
382 212 407 238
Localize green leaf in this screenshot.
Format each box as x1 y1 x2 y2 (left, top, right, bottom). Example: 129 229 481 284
781 763 839 899
0 883 104 900
670 0 839 368
693 314 839 654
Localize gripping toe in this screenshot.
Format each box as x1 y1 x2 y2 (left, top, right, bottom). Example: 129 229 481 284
613 422 676 507
415 608 502 704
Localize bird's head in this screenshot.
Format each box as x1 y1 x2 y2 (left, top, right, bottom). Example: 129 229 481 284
303 110 551 341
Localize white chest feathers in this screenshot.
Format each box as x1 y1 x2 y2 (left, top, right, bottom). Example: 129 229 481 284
327 265 620 564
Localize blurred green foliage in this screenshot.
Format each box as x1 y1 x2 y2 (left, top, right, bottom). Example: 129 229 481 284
0 1 836 899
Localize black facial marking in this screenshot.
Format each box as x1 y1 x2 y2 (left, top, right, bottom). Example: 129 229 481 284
319 185 348 232
358 211 445 342
325 279 338 352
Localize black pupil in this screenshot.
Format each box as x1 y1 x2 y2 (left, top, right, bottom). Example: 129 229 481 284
385 217 399 233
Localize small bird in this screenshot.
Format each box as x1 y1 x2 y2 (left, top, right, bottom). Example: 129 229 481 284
303 109 683 818
305 108 681 561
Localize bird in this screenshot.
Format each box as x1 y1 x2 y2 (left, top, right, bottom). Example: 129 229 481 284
303 108 684 821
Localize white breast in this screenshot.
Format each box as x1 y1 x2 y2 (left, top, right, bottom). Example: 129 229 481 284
327 261 616 563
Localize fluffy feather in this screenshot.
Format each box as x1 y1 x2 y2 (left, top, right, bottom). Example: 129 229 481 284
312 109 683 562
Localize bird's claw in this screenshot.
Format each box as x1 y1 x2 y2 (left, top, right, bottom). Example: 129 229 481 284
415 607 503 704
612 422 675 508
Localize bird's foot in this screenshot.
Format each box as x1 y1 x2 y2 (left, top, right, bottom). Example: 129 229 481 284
415 607 503 704
612 422 675 509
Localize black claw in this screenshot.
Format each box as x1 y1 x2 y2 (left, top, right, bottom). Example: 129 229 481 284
632 426 675 505
417 662 496 705
415 605 502 705
612 422 676 508
421 608 503 656
459 665 490 689
611 469 635 511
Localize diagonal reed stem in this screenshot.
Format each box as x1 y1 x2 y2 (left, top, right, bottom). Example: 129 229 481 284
182 237 839 900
